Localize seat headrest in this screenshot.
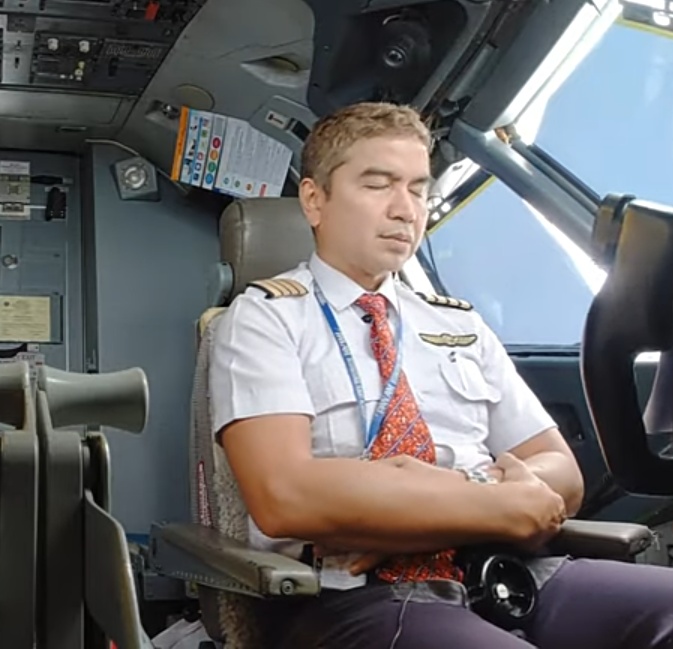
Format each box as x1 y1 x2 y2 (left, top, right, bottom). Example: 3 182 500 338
217 197 314 302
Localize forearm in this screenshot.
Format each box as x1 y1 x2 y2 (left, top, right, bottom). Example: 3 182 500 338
524 451 584 516
263 456 528 554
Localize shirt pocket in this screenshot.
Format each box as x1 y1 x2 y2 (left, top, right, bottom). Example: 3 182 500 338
440 354 501 431
416 353 501 442
440 354 500 403
305 354 381 458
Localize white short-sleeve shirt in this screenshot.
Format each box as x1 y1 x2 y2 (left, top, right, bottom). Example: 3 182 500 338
210 252 556 589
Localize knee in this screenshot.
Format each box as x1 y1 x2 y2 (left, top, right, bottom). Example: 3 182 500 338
637 613 673 648
629 570 673 648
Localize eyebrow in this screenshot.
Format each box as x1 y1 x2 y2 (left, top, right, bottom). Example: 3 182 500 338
359 168 432 186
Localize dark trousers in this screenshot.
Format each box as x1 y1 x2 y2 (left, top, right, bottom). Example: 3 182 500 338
276 558 673 648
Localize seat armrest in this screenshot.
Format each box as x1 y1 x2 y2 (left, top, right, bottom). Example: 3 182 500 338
548 520 654 561
148 523 320 598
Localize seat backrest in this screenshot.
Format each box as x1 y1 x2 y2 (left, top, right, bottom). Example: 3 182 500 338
189 197 314 647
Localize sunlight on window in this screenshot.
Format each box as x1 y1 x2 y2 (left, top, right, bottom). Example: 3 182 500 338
420 6 673 350
431 159 481 210
523 201 607 294
653 12 671 27
516 0 620 144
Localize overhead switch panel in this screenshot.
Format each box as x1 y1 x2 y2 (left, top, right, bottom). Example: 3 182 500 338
1 0 205 96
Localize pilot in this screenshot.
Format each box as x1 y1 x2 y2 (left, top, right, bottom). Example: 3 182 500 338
210 102 673 648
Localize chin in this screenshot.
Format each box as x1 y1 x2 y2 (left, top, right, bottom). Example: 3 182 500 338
376 256 408 275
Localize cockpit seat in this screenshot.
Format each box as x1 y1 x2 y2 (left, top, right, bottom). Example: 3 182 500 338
189 197 317 647
147 196 655 649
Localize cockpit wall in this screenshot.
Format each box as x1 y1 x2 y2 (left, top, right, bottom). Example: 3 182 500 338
0 0 562 175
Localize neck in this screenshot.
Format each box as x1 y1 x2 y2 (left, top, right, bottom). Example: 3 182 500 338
316 250 389 292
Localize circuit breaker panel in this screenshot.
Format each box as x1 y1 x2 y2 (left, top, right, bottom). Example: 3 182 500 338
0 1 207 379
0 153 81 384
0 1 204 96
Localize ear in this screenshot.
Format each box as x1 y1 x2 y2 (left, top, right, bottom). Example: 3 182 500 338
298 177 325 228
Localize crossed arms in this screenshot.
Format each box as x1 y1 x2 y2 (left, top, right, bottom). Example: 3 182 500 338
212 294 584 559
219 415 583 557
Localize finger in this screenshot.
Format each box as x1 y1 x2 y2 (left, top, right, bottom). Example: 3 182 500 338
494 452 522 469
349 552 385 576
485 465 505 482
349 553 377 575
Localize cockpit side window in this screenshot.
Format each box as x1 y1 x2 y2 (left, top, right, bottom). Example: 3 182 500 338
410 16 673 348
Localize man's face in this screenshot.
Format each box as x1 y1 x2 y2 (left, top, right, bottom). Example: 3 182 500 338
301 135 431 287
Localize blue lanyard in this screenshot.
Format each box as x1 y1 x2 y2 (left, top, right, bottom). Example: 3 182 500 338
314 283 403 452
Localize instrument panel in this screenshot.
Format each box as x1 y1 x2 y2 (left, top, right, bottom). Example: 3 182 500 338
0 0 205 96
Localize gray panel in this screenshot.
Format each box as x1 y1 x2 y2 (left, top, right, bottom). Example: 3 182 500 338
0 89 126 123
0 0 201 153
0 93 135 152
0 151 83 374
118 0 315 176
0 121 128 153
0 4 204 94
461 0 595 131
87 143 219 534
19 221 67 296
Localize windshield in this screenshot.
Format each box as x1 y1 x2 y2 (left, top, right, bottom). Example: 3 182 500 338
414 8 673 348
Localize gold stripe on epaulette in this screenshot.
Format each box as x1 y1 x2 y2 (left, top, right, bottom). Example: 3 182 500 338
248 278 308 299
416 292 473 311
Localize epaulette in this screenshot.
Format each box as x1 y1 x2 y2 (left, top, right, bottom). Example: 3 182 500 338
247 278 308 299
416 292 473 311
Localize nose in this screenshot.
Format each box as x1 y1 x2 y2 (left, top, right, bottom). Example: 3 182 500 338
389 186 417 223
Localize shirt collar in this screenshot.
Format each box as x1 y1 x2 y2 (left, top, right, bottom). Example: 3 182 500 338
308 252 400 313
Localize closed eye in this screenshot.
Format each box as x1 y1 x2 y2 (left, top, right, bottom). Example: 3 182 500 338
409 181 429 198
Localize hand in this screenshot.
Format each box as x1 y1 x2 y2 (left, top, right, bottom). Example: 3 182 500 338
495 455 567 551
349 551 389 576
480 453 537 483
485 464 505 482
494 452 545 486
314 545 389 576
514 483 567 553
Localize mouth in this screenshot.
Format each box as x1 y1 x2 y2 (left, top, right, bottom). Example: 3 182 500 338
380 232 413 244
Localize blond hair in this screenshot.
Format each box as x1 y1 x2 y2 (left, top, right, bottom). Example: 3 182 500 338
300 102 432 191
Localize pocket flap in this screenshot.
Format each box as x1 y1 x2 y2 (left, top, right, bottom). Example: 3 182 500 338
439 356 501 404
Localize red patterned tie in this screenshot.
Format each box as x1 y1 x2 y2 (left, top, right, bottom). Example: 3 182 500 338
355 293 463 584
